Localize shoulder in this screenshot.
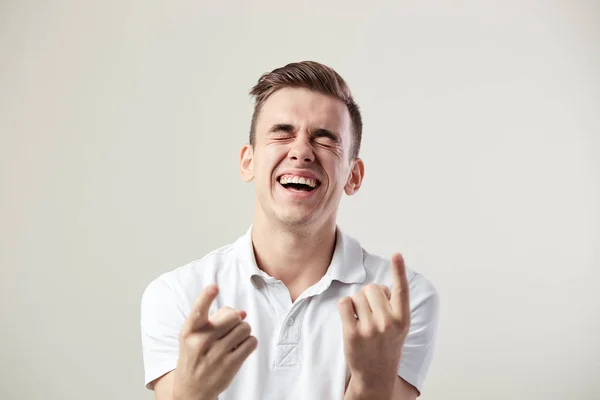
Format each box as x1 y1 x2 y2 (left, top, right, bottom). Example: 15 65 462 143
141 241 239 307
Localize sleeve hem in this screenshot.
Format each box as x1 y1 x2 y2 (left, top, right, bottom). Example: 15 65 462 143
398 364 423 396
145 362 177 390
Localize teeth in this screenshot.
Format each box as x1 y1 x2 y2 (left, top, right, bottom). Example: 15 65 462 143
279 174 317 188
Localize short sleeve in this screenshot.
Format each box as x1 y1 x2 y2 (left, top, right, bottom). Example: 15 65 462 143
140 276 187 390
397 273 440 395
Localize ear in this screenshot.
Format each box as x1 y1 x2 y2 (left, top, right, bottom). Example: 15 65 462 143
240 144 255 182
344 157 365 195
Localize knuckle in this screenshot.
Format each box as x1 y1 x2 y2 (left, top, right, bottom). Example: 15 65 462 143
224 307 238 319
395 317 410 334
381 317 395 332
233 336 258 360
362 324 376 338
185 333 210 352
212 307 240 324
240 322 252 335
217 306 233 316
364 284 378 295
249 336 258 348
362 284 374 294
238 336 258 356
208 309 223 320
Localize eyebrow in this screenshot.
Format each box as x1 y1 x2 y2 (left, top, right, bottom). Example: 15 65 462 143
268 123 296 133
268 124 339 142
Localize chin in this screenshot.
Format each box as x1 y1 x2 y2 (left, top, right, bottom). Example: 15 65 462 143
275 211 317 228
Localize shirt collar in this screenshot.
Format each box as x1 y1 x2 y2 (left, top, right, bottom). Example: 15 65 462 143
233 225 366 285
325 226 366 284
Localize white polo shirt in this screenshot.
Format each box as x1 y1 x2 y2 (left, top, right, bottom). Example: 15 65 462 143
141 226 439 399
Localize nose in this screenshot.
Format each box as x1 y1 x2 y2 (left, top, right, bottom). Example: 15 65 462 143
288 134 315 164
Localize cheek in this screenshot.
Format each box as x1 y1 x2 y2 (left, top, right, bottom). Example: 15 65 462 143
255 146 285 180
324 166 350 191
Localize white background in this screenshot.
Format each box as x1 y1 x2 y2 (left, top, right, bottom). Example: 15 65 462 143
1 1 599 399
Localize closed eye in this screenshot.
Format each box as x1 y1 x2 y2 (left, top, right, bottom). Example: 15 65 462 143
266 124 340 146
313 128 339 143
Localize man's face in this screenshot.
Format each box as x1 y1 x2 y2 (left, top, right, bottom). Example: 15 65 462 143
240 87 364 228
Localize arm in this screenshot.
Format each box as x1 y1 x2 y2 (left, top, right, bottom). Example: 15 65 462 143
392 376 419 400
153 371 220 400
343 376 418 400
153 371 176 400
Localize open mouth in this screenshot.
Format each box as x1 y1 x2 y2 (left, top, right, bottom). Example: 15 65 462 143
278 174 320 192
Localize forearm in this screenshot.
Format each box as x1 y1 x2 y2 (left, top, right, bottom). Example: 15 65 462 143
343 376 394 400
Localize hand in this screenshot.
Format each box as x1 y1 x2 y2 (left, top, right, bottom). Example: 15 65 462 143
173 284 258 400
338 253 411 397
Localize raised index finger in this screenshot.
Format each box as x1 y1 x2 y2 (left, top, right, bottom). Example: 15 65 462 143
181 284 219 336
390 253 410 316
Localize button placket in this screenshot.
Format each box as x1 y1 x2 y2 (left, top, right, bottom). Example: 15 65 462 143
273 297 311 368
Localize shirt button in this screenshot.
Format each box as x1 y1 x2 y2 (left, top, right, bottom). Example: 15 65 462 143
286 317 295 326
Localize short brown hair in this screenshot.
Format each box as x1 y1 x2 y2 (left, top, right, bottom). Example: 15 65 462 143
248 61 363 160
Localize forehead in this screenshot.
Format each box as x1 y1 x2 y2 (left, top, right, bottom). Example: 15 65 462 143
256 87 351 135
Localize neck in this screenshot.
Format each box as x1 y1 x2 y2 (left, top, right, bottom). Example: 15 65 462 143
251 215 337 301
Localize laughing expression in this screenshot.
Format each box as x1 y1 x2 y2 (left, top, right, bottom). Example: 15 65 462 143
240 87 364 228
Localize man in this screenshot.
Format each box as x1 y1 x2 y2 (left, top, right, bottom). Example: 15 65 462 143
141 61 439 400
